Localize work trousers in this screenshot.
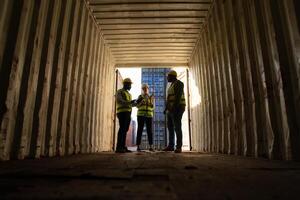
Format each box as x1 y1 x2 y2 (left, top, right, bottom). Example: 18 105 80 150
116 112 131 150
167 109 184 149
136 116 153 145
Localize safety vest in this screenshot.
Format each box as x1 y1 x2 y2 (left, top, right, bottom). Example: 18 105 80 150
167 80 186 108
137 94 154 118
116 89 132 113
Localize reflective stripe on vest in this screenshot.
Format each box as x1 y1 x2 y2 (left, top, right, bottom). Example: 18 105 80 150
167 80 186 107
137 95 154 117
116 89 132 113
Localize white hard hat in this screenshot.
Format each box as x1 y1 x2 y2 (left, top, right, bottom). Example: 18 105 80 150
141 83 149 89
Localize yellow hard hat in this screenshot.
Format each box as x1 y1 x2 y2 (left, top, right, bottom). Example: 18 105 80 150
142 83 149 89
168 70 177 77
123 78 132 84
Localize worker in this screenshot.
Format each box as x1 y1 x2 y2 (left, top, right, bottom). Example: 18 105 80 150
115 78 136 153
163 70 186 153
136 83 155 152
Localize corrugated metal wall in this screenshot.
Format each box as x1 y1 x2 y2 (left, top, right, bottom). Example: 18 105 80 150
189 0 300 160
0 0 116 160
1 0 299 161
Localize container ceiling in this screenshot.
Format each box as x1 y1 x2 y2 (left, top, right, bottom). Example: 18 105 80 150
86 0 213 67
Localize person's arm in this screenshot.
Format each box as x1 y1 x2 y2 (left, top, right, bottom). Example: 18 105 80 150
135 95 143 107
116 90 131 106
164 101 167 114
149 95 155 108
173 81 184 108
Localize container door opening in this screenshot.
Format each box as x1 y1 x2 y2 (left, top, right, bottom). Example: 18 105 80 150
114 67 191 152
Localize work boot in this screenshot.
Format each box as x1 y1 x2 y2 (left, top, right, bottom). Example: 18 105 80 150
124 147 132 153
174 148 182 153
115 148 126 153
149 147 155 152
163 146 174 151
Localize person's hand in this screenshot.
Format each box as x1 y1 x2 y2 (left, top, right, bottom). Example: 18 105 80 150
136 97 143 104
150 95 154 100
130 100 136 104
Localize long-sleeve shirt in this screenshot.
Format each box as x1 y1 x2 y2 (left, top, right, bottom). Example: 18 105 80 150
166 79 185 112
116 88 131 106
172 80 184 108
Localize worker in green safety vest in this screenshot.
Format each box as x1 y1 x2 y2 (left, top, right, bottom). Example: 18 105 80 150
115 78 136 153
163 70 186 153
136 83 155 152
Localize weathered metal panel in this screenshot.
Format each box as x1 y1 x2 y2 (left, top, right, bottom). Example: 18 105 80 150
214 2 230 154
68 2 87 155
224 0 247 156
59 0 82 156
0 0 14 73
233 0 257 157
0 0 35 160
271 0 300 160
254 0 290 160
83 23 96 153
48 0 74 157
243 0 274 158
19 0 51 159
73 9 89 154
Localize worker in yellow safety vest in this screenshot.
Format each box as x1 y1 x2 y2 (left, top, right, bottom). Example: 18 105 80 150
136 83 155 152
115 78 136 153
163 70 186 153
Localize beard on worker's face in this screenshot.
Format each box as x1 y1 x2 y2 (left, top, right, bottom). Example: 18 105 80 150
124 84 131 90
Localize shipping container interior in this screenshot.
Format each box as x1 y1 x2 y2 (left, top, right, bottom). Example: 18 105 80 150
0 0 299 161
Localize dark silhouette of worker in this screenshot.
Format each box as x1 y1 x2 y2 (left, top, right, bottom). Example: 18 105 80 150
115 78 136 153
163 70 186 153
